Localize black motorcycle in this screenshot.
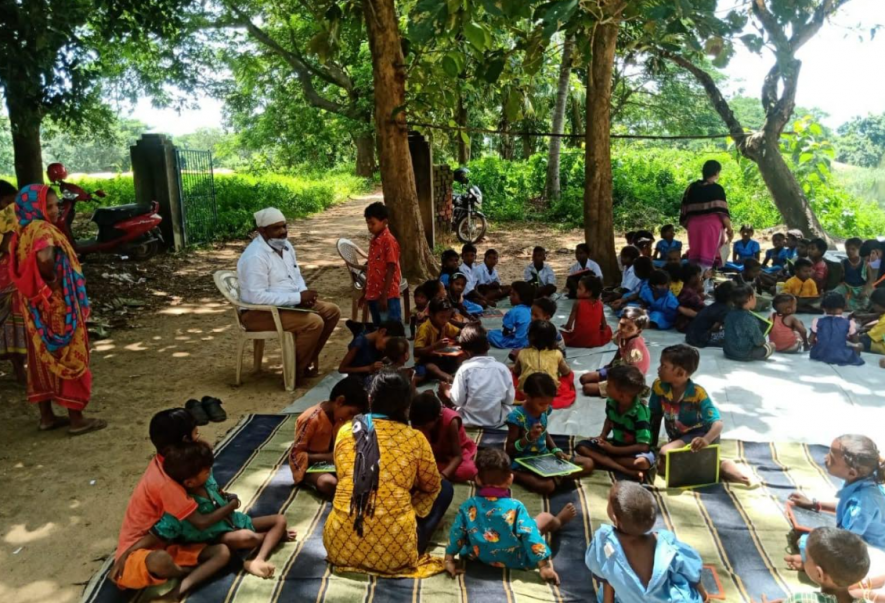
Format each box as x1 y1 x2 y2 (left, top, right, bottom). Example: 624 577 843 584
452 167 487 244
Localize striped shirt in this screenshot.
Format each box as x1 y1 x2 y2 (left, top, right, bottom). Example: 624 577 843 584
784 593 863 603
605 397 652 446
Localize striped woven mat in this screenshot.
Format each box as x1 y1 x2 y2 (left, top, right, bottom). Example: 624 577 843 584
82 414 837 603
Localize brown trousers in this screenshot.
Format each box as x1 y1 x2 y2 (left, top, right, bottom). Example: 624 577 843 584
241 300 341 374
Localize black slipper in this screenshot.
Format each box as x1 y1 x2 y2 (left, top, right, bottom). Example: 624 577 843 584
201 396 227 423
186 398 210 426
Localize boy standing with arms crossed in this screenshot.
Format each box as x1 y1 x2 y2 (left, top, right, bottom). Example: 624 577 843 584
362 202 402 325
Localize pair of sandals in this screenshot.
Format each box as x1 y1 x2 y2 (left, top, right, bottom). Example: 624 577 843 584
185 396 227 426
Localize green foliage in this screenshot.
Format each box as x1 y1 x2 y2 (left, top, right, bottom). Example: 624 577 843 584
837 113 885 168
62 170 372 240
467 146 885 238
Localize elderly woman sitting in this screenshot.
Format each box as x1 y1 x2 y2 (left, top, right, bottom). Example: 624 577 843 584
322 370 454 577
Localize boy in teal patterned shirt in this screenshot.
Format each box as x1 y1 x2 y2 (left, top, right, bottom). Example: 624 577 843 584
649 344 751 486
576 365 654 481
444 448 577 584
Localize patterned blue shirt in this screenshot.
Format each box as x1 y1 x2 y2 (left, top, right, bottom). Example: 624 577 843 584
446 490 551 569
506 405 552 462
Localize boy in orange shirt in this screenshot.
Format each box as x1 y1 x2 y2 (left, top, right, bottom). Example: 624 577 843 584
362 201 402 325
111 409 234 598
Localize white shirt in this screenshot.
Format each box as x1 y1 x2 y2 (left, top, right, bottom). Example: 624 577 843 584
458 262 479 294
621 264 640 292
474 263 501 286
569 259 603 280
449 355 515 429
524 262 556 286
237 236 307 307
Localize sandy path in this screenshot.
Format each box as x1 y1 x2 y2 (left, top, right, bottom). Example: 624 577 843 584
0 189 596 602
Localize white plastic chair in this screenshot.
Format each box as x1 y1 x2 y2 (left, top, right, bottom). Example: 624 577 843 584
213 270 296 392
336 238 410 321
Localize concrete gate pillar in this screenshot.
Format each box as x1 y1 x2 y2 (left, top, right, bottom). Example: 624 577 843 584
130 134 185 251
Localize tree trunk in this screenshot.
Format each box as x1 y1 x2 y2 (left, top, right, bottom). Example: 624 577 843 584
568 94 584 148
362 0 436 281
583 12 622 285
751 137 827 236
499 113 514 160
6 95 44 186
353 131 376 178
456 95 470 165
546 37 574 203
521 135 533 160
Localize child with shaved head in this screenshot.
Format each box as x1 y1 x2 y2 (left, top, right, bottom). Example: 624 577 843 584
585 482 707 602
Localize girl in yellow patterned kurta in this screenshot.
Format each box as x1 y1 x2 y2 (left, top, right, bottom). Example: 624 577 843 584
323 371 450 577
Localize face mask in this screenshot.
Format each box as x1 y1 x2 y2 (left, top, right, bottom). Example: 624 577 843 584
267 237 288 252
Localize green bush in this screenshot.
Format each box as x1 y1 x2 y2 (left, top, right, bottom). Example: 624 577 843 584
61 170 371 240
467 146 885 238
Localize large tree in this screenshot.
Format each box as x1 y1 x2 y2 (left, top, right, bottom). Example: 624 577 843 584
0 0 198 185
363 0 437 280
662 0 853 237
545 37 575 202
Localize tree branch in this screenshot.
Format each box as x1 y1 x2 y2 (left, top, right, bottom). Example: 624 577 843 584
225 5 364 121
790 0 852 51
661 52 748 144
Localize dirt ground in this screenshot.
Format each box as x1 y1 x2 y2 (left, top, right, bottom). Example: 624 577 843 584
0 190 621 602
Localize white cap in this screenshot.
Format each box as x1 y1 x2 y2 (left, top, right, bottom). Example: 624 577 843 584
254 207 286 228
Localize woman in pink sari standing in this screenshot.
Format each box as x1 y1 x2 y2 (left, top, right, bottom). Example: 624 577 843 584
680 160 734 271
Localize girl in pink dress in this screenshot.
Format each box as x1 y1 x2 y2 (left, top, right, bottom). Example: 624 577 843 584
411 391 477 483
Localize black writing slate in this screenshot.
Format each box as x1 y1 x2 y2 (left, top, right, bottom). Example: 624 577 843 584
788 504 837 532
515 454 582 477
665 445 720 489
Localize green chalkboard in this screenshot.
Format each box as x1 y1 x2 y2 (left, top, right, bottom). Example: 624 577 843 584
515 454 582 477
307 462 336 474
664 445 720 489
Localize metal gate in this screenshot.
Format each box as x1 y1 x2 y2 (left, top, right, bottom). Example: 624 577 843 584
175 149 218 245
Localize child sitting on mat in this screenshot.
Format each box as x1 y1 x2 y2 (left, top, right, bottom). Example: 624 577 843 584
580 307 650 397
576 365 654 481
155 441 295 579
604 245 642 303
506 373 594 495
810 293 864 366
439 249 460 287
458 243 486 308
637 268 680 330
444 448 577 585
439 324 514 429
784 258 821 313
474 248 511 303
289 375 368 497
769 294 809 353
859 289 885 356
513 320 575 408
488 281 534 349
415 298 463 383
411 391 477 483
674 264 705 333
723 284 774 362
111 409 235 596
531 296 566 354
448 272 483 321
585 481 708 603
685 280 734 348
649 344 751 486
731 224 761 266
610 257 654 312
653 224 682 268
561 275 613 348
338 320 405 382
566 243 603 298
783 527 870 603
785 434 885 572
525 246 557 298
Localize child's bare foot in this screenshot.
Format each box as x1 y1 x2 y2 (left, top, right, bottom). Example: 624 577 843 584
784 553 803 570
554 503 578 530
244 559 276 579
285 529 297 542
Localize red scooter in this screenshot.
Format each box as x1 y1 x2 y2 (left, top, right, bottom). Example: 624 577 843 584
47 163 163 260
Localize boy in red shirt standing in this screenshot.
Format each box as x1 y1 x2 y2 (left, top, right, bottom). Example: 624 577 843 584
362 201 403 325
111 409 234 599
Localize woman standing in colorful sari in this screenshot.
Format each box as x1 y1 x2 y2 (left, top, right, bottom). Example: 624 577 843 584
680 160 734 272
0 180 27 384
9 184 105 435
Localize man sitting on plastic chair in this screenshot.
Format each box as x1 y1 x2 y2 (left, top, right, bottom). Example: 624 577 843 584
237 207 341 379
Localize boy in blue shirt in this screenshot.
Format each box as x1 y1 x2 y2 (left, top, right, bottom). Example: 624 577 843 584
445 447 577 584
649 344 751 485
585 481 707 603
